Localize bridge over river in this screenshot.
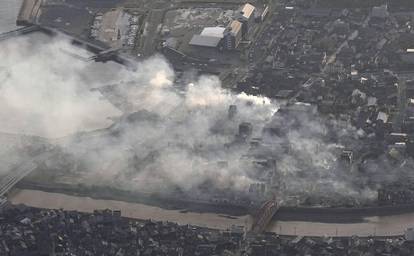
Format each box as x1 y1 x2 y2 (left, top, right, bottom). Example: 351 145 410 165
0 152 53 198
250 198 281 234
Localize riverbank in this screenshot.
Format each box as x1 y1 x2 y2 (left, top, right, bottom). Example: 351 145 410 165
18 180 414 224
10 188 414 237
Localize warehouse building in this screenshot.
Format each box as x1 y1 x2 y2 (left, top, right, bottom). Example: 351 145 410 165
189 27 225 48
189 35 222 48
188 3 255 50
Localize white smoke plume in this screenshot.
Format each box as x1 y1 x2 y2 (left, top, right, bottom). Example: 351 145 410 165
0 32 407 206
0 33 278 197
0 33 122 138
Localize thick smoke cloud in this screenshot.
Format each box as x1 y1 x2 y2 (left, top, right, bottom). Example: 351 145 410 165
0 34 122 138
264 110 376 205
0 33 278 197
1 33 410 206
58 56 279 195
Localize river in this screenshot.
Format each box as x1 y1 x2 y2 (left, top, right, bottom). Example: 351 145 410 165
268 215 414 237
9 189 252 230
9 189 414 237
0 0 23 33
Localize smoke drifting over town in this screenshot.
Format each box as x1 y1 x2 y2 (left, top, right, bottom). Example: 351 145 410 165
1 33 412 205
0 34 122 138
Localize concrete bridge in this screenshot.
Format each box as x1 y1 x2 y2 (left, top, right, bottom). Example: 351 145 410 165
0 25 39 41
0 152 52 197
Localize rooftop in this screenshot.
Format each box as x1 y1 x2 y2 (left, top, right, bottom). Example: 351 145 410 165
200 27 225 39
240 3 255 20
229 20 242 35
189 34 222 47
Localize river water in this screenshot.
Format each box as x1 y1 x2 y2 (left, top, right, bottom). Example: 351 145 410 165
10 189 252 230
0 0 23 33
9 189 414 237
268 215 414 237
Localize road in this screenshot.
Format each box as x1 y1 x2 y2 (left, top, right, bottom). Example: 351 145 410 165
141 9 164 57
393 78 407 132
247 1 279 69
0 25 39 42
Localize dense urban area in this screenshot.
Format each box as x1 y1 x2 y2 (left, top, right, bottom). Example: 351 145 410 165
3 0 414 254
2 205 414 255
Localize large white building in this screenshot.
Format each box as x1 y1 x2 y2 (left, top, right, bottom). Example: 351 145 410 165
189 26 225 48
200 27 225 38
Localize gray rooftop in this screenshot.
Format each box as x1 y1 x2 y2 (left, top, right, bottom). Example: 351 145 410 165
189 35 221 48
